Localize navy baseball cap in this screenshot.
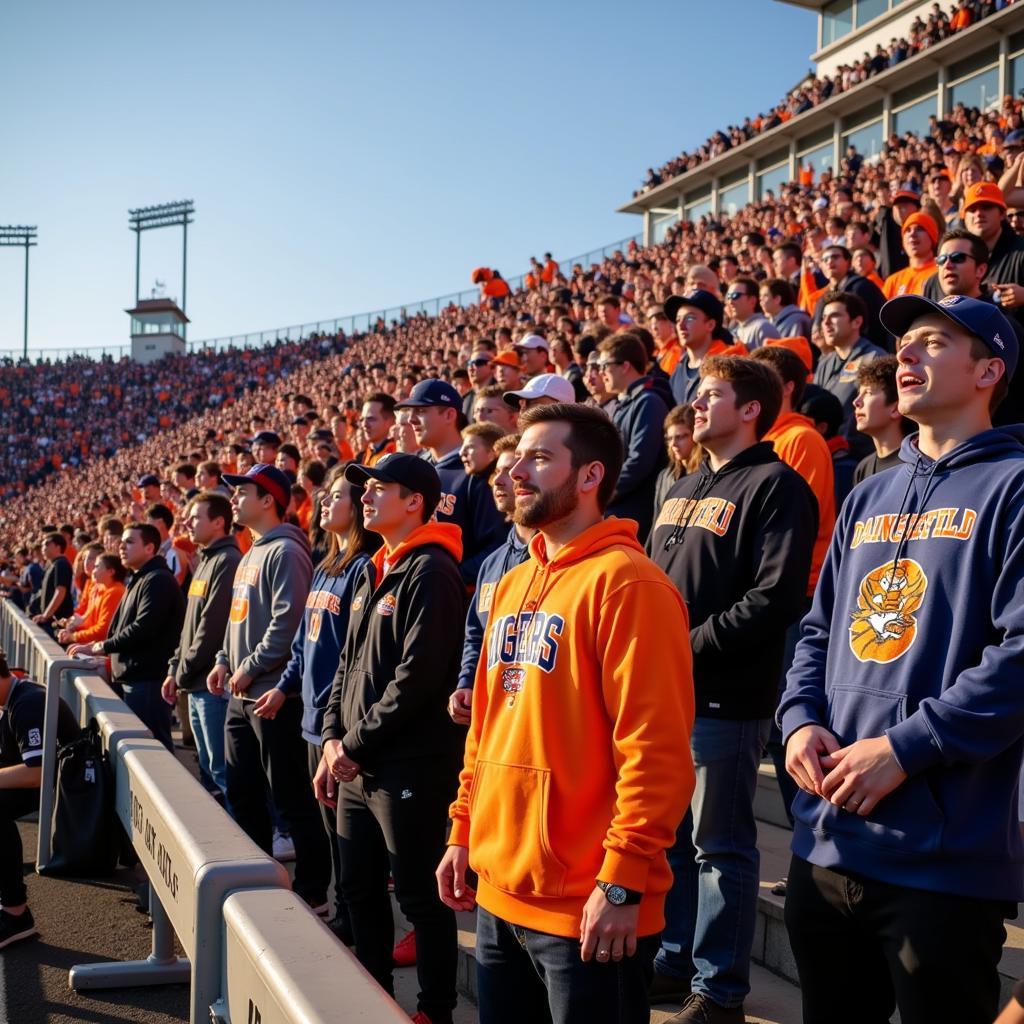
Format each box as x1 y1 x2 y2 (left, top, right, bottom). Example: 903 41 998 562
221 463 292 509
880 294 1019 381
137 474 161 488
664 290 724 329
249 430 282 446
394 379 462 409
344 453 441 514
1005 128 1024 147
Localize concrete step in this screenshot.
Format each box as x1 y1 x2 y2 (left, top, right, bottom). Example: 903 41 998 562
755 760 792 832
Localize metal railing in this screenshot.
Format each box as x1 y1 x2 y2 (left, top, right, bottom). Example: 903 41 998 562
0 599 406 1024
0 232 642 361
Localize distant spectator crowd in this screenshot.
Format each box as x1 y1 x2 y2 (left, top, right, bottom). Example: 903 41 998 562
637 0 1019 195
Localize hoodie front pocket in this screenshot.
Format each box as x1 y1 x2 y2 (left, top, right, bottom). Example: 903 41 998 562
800 685 945 853
468 760 568 898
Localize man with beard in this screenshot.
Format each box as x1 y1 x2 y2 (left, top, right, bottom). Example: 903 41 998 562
437 403 695 1024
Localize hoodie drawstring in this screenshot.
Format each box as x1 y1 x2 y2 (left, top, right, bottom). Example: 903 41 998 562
886 453 943 588
664 465 722 550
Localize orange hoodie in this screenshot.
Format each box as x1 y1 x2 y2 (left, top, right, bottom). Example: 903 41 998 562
882 261 936 299
764 411 835 594
448 517 695 939
71 581 126 644
372 520 463 585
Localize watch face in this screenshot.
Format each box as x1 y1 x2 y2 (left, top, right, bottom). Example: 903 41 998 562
606 885 628 905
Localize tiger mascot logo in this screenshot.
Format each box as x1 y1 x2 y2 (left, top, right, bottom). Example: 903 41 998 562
849 558 928 664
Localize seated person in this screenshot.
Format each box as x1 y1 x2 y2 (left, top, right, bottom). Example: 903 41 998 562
0 648 79 949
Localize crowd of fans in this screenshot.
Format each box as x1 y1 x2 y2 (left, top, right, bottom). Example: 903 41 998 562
5 73 1024 1024
637 0 1019 195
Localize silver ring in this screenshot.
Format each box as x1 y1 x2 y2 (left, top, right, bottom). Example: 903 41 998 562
597 949 610 960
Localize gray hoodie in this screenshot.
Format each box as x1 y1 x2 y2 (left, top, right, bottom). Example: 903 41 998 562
216 522 312 700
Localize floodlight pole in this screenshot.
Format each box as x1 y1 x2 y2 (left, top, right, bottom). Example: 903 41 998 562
0 226 38 359
127 200 195 337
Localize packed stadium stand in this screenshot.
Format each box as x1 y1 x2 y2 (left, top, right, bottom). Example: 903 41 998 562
8 2 1024 1022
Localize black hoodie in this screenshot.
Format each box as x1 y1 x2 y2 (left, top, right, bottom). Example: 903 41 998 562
647 443 817 720
102 556 186 684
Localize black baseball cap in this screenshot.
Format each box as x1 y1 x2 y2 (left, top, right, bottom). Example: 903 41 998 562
880 294 1019 381
664 290 724 328
344 453 442 515
394 379 462 409
221 463 292 509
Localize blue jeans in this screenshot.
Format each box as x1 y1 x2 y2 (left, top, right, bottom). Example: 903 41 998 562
655 716 771 1007
188 690 229 797
475 907 659 1024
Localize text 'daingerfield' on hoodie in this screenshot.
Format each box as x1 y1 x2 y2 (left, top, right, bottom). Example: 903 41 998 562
779 427 1024 901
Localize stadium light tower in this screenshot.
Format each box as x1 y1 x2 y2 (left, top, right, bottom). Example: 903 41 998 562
0 226 38 359
128 200 194 336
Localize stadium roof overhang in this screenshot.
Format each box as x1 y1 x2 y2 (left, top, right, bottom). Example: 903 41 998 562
619 1 1023 216
772 0 828 10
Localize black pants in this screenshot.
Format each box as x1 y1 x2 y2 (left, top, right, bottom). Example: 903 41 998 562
0 789 40 907
336 762 458 1023
224 695 330 905
306 741 347 926
114 679 174 752
476 907 659 1024
785 854 1013 1024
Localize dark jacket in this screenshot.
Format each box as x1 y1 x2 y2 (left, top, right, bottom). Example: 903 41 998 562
780 428 1024 901
563 363 590 402
321 523 466 773
103 556 186 684
813 336 886 458
648 444 817 719
167 536 241 692
457 526 530 690
608 375 669 541
429 450 507 586
874 204 909 281
812 272 888 350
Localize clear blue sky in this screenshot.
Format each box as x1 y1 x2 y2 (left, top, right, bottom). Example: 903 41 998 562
1 0 815 354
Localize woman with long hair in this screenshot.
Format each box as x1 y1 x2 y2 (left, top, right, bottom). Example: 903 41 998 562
254 462 379 944
653 404 699 517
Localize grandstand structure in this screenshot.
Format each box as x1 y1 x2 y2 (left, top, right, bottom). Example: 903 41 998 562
623 0 1024 243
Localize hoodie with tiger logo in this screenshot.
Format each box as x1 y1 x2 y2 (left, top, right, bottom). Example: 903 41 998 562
448 517 695 939
779 426 1024 901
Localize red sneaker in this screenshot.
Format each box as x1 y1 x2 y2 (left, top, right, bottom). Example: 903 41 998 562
393 929 417 967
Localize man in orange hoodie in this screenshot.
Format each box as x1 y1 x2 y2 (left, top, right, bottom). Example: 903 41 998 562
316 453 466 1024
437 403 695 1024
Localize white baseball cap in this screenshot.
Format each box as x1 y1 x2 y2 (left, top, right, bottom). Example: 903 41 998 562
515 334 549 351
503 373 575 406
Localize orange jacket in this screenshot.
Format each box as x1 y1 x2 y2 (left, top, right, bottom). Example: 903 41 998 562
449 517 695 939
71 582 126 644
882 261 936 299
360 440 397 467
764 411 835 595
657 340 683 376
74 577 94 617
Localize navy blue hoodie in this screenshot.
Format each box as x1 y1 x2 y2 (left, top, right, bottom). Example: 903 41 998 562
428 450 506 586
779 427 1024 901
456 525 530 690
278 554 370 745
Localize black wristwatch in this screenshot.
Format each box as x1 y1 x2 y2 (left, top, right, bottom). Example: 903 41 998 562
597 880 643 906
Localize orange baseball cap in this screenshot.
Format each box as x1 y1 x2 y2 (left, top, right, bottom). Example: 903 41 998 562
766 336 814 374
963 181 1007 212
491 351 522 368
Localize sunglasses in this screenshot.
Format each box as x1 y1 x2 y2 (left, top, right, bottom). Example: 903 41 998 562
935 252 973 266
466 358 491 368
725 291 748 301
1010 211 1024 219
596 360 623 371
